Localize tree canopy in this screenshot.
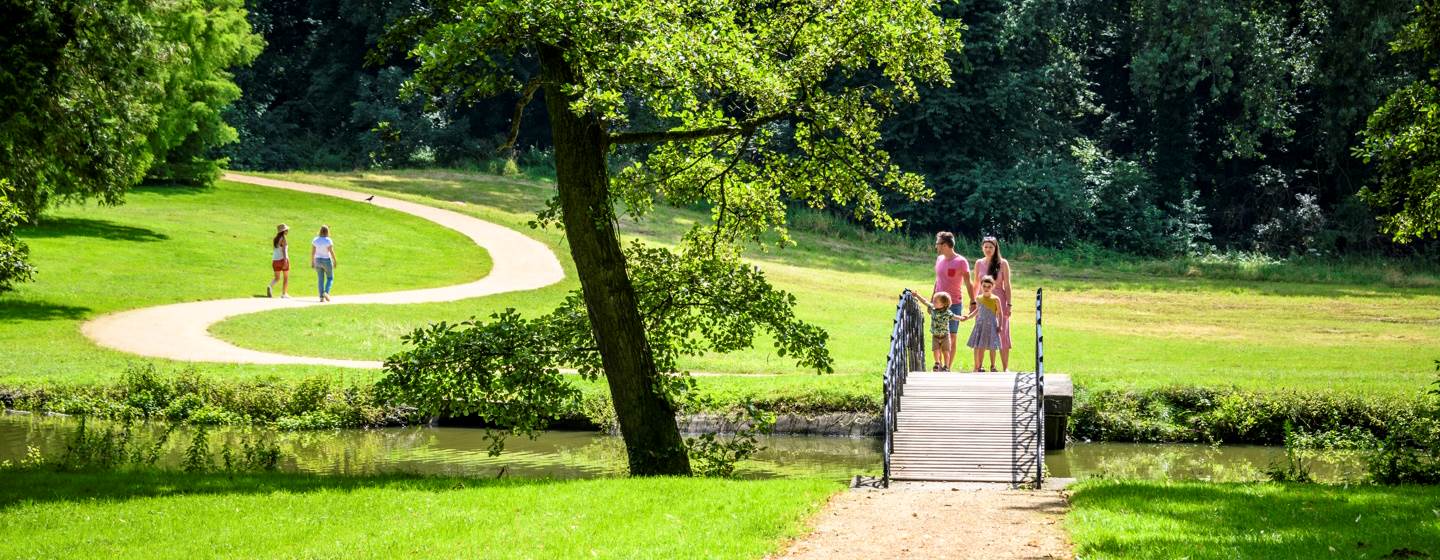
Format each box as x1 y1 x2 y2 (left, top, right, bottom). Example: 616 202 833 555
386 0 963 475
1359 0 1440 242
0 0 260 219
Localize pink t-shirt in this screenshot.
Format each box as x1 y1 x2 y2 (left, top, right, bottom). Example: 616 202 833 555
934 254 970 305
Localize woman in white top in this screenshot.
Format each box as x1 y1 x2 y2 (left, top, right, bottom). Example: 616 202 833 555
267 224 290 298
311 225 337 302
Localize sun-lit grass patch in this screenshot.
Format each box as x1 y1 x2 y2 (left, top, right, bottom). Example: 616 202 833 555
1066 480 1440 559
0 470 839 559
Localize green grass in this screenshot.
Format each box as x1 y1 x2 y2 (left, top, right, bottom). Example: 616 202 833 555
1 180 490 385
208 170 1440 396
0 470 838 559
6 168 1440 397
1066 480 1440 559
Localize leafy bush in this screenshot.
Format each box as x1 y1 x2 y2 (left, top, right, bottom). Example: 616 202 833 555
0 180 36 293
1366 363 1440 484
3 365 410 430
1071 386 1419 445
685 404 776 478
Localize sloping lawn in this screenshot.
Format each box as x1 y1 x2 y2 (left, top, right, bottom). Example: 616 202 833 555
1067 480 1440 559
0 470 838 559
0 181 489 385
210 170 1440 396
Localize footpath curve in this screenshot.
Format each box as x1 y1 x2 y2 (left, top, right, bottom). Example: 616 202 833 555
81 173 566 369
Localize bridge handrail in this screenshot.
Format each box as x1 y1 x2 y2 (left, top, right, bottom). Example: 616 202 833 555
1034 288 1045 485
882 289 926 487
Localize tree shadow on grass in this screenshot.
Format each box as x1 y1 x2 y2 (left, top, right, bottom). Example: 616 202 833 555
1070 481 1440 559
0 469 570 512
20 217 169 242
0 299 91 321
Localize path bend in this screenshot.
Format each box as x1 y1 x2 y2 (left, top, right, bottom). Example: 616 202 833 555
81 173 566 369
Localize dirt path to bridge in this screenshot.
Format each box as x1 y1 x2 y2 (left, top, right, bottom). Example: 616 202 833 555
775 482 1072 560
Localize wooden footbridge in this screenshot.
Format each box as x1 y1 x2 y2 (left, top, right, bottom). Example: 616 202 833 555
880 289 1062 486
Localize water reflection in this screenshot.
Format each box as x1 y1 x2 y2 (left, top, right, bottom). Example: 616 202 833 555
0 415 1365 482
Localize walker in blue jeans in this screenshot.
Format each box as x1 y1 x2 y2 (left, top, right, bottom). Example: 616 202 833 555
314 257 333 299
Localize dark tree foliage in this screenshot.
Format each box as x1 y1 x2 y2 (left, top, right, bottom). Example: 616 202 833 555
0 0 161 219
223 0 550 170
0 180 37 293
1358 0 1440 242
0 0 259 219
880 0 1421 256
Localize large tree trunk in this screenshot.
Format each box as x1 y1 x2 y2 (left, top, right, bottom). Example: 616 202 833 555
538 46 692 476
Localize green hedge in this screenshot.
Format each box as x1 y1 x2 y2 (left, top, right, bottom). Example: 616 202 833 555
1071 386 1421 446
0 365 407 429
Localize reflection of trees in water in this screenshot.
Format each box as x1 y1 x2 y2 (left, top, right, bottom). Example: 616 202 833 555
1058 444 1367 483
2 417 880 481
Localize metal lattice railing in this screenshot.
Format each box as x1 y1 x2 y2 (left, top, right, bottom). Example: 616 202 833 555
1034 288 1045 485
882 289 926 487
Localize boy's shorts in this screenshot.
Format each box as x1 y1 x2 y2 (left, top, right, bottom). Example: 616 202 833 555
932 333 950 348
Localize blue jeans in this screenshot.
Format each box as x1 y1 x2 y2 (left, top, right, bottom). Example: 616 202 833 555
314 258 334 297
948 303 965 333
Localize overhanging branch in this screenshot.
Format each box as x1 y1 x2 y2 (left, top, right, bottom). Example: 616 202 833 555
608 113 786 145
499 77 543 157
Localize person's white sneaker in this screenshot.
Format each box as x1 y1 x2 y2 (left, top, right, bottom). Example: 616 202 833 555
280 294 290 299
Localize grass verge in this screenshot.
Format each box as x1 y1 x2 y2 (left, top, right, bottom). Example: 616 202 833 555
1066 480 1440 559
0 470 839 559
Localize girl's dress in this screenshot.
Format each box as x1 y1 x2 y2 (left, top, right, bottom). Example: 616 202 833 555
975 258 1011 350
967 295 1002 350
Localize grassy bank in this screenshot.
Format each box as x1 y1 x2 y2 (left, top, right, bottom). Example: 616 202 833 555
1 180 489 385
0 470 838 558
1066 480 1440 558
209 169 1439 395
4 168 1438 399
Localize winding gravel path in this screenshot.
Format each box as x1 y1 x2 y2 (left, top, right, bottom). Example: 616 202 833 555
81 173 565 369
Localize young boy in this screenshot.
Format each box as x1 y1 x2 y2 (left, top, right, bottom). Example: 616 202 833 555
927 291 957 371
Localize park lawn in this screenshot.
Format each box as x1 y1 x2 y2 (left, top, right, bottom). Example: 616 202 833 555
0 180 490 385
1066 480 1440 559
208 170 1440 396
0 470 839 559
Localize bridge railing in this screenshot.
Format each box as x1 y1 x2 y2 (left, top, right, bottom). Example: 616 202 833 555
1034 288 1045 485
882 289 926 487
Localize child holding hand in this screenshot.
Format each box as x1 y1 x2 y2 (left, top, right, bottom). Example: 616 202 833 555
927 291 958 371
957 276 1005 372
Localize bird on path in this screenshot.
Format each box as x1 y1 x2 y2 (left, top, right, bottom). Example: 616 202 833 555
364 195 374 202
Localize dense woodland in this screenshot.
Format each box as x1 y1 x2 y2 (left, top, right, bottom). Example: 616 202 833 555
216 0 1440 257
2 0 1438 298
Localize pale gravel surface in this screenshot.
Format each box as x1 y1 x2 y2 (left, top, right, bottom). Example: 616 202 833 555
775 482 1072 560
81 173 566 368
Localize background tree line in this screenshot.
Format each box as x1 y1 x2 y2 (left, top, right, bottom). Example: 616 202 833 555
221 0 1438 257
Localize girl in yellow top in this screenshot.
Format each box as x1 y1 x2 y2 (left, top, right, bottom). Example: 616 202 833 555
957 276 1005 372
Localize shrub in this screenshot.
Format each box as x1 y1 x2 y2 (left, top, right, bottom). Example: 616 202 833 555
1071 386 1418 445
686 404 776 478
1366 363 1440 484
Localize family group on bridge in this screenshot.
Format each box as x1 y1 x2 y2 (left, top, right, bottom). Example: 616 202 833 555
924 232 1013 373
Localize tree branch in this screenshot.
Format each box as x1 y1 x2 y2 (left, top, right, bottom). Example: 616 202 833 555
608 114 785 145
499 77 542 157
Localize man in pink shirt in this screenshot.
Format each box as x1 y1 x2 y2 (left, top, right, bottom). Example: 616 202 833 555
933 231 974 369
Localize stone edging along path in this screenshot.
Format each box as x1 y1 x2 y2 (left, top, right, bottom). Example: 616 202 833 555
81 173 566 369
